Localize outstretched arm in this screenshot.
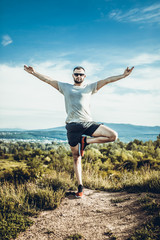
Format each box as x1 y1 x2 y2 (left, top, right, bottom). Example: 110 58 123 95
97 66 134 91
24 65 59 90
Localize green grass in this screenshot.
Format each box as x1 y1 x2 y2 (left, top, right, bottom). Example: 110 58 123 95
0 212 33 240
0 159 26 170
110 197 131 203
82 166 160 193
138 195 160 215
127 194 160 240
128 216 160 240
0 176 69 240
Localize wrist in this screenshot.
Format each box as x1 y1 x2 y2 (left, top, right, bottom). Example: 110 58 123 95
32 71 36 76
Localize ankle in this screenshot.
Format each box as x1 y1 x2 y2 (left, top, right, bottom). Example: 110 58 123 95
78 184 83 192
86 137 92 144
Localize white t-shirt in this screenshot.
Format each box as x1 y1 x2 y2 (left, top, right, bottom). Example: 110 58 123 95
58 82 97 123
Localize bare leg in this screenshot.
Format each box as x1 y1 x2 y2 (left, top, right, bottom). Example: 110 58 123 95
69 125 117 184
70 144 82 185
87 125 118 144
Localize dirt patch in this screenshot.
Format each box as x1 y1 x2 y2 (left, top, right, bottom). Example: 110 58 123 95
17 189 149 240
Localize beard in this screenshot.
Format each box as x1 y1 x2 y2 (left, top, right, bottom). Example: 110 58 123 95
74 78 84 84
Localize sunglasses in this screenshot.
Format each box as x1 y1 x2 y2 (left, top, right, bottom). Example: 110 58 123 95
74 73 85 76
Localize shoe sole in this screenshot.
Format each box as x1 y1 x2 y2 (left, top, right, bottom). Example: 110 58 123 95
75 195 83 199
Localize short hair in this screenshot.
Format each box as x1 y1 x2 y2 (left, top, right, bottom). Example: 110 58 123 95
73 66 85 72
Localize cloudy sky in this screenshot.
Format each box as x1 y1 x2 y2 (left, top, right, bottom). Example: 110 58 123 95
0 0 160 129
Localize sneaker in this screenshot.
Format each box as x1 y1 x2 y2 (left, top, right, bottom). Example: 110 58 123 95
78 136 89 157
75 184 84 198
75 191 83 198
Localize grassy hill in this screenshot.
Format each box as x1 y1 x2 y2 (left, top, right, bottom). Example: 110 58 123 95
0 135 160 239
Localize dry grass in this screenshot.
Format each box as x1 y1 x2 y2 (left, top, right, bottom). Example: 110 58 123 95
83 166 160 193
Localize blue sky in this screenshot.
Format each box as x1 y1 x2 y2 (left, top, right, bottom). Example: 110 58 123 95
0 0 160 129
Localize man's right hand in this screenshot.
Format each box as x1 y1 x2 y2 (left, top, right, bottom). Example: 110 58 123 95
23 65 59 90
24 65 35 74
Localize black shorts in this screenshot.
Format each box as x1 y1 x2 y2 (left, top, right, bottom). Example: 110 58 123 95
66 121 101 147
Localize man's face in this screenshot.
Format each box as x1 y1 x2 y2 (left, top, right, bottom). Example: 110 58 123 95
72 69 86 84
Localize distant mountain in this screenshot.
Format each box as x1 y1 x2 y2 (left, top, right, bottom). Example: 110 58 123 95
0 123 159 143
103 123 160 142
31 126 66 132
103 123 160 134
0 128 26 131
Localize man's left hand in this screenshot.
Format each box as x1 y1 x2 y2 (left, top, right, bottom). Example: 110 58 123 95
123 66 134 77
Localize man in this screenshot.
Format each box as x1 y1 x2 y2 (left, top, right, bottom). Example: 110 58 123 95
24 64 134 198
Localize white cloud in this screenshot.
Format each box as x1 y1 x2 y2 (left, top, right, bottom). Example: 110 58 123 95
79 60 103 77
104 52 160 68
128 53 160 66
109 3 160 24
1 35 13 46
91 90 160 126
143 3 160 13
0 63 68 129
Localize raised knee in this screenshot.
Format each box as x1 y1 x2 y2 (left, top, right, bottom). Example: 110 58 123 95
112 131 118 141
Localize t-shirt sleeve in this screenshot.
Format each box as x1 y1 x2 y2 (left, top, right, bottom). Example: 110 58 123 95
58 82 66 94
88 82 98 94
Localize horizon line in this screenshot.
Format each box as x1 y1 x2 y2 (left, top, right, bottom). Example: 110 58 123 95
0 122 160 131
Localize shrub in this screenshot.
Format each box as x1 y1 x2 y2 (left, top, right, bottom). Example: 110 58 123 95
26 186 64 210
137 158 159 170
0 183 33 240
123 159 137 171
98 159 113 171
84 148 103 164
0 167 34 184
0 212 33 240
38 172 76 192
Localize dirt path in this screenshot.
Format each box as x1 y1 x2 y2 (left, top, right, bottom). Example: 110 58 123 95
17 189 149 240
